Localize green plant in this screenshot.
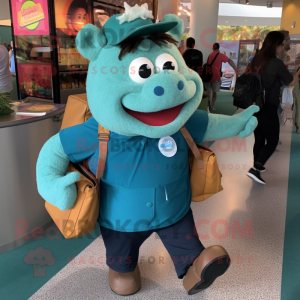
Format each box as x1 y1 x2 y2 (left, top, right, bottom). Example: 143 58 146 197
217 25 280 43
0 92 14 115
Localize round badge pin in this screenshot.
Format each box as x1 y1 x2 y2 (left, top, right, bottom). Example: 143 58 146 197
158 136 177 157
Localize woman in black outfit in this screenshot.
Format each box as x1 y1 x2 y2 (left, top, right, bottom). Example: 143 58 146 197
247 31 300 184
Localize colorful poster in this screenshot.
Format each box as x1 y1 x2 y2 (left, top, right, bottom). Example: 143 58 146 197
218 40 240 73
55 0 92 36
17 64 52 99
11 0 50 36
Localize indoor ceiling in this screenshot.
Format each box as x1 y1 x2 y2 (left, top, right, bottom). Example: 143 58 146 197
178 0 283 27
226 0 285 7
179 0 286 7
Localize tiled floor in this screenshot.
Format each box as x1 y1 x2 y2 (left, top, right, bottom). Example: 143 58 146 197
30 124 293 300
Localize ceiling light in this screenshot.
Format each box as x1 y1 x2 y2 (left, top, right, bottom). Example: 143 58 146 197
187 12 191 16
178 12 181 16
267 2 273 8
179 6 182 10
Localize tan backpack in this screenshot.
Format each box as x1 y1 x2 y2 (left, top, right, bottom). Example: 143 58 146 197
45 94 109 239
45 94 222 239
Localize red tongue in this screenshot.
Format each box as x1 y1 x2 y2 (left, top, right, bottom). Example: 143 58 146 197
124 104 185 126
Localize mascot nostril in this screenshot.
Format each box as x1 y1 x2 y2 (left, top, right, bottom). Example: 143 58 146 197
178 80 184 90
37 2 260 297
154 86 165 96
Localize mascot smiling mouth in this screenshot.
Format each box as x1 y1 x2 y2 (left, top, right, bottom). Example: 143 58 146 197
124 103 185 126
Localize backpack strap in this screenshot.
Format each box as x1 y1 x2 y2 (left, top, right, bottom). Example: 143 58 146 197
180 125 204 169
209 52 220 67
96 125 110 179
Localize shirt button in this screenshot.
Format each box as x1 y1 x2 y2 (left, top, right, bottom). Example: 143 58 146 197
146 202 153 208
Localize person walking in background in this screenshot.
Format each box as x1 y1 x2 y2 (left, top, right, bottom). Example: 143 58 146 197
0 44 13 97
183 37 203 74
278 30 291 64
293 71 300 133
204 43 237 111
183 38 211 110
247 31 300 184
277 30 292 145
7 44 12 53
9 40 16 75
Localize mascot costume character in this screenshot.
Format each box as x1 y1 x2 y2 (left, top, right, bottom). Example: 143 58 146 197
37 3 259 296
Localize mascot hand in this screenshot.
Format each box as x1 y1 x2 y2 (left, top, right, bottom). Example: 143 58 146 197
41 172 80 211
237 105 259 138
36 134 81 211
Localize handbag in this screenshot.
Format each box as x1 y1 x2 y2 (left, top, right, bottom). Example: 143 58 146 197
200 53 220 83
180 126 223 202
45 123 110 239
282 86 294 106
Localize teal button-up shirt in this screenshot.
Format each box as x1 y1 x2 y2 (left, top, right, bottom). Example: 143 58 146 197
59 109 208 232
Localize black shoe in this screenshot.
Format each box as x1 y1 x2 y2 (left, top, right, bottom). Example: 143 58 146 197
247 168 266 185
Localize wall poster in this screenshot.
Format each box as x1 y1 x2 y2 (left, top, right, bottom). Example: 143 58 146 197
17 63 53 99
11 0 50 36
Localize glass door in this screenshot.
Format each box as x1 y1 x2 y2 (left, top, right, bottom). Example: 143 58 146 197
54 0 91 102
10 0 54 100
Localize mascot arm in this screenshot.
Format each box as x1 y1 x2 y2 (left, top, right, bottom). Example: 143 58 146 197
36 133 80 210
203 105 259 141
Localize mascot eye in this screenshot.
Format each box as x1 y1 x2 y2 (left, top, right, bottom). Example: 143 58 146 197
163 61 176 70
139 64 152 78
129 57 154 84
156 53 178 73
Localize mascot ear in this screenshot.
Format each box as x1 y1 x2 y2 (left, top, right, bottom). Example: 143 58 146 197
76 24 107 61
162 14 184 47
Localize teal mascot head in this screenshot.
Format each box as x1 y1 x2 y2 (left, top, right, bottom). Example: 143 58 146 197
76 3 203 138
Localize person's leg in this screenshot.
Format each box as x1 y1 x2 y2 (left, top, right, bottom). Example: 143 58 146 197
253 123 265 163
211 79 221 109
156 209 205 279
254 106 280 167
100 225 152 296
255 125 280 167
156 209 230 295
204 83 212 108
101 225 152 272
211 92 217 108
247 112 267 183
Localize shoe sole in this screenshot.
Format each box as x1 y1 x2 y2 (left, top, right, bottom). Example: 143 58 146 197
260 169 266 173
188 255 230 295
110 287 141 297
247 172 266 185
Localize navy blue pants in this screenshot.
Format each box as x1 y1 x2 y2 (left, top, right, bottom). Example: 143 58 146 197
100 209 205 278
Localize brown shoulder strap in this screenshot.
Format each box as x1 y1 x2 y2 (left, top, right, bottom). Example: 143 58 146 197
96 125 110 179
180 125 203 169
